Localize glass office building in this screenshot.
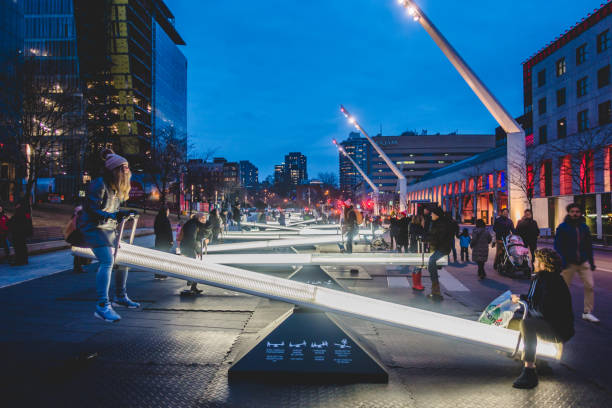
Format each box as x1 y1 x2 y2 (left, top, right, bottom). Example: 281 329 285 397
0 0 24 201
152 20 187 139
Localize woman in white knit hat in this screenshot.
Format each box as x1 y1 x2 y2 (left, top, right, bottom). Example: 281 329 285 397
78 148 139 322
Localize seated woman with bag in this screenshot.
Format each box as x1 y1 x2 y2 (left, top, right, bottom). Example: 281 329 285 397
509 248 574 389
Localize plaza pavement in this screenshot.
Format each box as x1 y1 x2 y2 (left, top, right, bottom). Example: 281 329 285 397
0 236 611 407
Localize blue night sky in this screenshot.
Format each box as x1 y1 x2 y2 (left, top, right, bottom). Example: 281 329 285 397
166 0 605 179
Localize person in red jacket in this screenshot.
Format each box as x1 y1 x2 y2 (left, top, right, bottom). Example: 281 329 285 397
0 205 10 263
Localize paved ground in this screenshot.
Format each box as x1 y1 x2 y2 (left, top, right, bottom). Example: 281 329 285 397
0 237 611 407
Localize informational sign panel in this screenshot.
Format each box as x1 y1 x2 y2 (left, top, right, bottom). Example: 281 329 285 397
229 308 388 383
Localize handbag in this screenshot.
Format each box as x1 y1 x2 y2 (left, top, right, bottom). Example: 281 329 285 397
64 215 85 246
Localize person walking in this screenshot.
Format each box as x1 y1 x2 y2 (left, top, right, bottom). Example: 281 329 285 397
448 215 460 263
408 214 425 253
209 208 222 243
554 203 599 323
458 228 471 262
153 206 173 280
7 201 33 266
470 219 491 279
493 208 515 270
516 209 540 262
509 248 574 389
232 203 241 228
396 212 409 253
77 148 138 322
388 214 399 250
426 207 453 301
343 205 358 254
178 212 211 294
0 205 10 263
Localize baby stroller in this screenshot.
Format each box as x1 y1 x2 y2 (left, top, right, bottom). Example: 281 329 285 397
498 234 531 279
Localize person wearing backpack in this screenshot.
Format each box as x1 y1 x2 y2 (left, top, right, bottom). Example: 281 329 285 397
459 228 471 262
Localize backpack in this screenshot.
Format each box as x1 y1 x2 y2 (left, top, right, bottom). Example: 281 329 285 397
354 209 363 225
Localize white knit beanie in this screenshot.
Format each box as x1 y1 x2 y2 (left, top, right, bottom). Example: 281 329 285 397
101 148 128 171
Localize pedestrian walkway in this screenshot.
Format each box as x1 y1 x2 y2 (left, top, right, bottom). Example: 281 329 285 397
0 235 154 289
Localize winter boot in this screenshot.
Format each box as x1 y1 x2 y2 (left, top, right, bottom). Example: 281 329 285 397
427 281 444 301
512 367 538 389
412 271 424 291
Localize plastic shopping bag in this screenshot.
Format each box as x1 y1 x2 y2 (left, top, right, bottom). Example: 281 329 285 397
478 290 520 328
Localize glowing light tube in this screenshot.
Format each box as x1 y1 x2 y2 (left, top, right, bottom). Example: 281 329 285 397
197 252 448 266
71 243 561 359
287 218 319 227
205 235 349 252
305 224 341 229
241 222 303 231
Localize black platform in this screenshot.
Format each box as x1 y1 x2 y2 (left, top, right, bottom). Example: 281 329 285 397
228 307 388 383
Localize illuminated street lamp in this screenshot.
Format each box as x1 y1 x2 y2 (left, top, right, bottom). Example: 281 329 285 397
340 105 407 212
333 139 380 215
395 0 526 220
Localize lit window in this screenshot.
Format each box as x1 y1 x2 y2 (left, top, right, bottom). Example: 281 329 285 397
557 118 566 139
556 58 566 76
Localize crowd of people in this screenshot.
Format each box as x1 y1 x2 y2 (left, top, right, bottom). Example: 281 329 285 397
2 148 601 390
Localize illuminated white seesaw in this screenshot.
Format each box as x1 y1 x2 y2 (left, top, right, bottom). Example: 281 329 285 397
205 235 350 252
196 252 447 266
72 243 561 359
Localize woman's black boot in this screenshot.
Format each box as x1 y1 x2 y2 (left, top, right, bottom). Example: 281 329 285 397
513 367 538 389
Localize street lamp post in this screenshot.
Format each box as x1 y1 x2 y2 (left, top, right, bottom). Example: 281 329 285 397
340 105 407 212
333 139 380 215
396 0 526 220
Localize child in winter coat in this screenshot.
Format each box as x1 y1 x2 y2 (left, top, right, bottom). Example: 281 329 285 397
459 228 471 262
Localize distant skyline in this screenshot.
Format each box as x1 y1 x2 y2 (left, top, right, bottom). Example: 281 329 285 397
166 0 606 178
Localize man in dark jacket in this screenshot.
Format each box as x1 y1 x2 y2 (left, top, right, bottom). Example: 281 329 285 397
396 212 409 252
179 213 212 294
7 202 33 266
493 208 515 269
427 207 452 301
554 203 598 323
448 214 459 263
516 209 539 262
510 248 574 389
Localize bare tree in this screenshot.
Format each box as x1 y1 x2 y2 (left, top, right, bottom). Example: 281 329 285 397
550 127 612 196
508 146 550 211
317 172 337 188
0 58 84 204
143 126 187 205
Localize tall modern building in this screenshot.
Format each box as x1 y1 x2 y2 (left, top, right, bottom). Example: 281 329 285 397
73 0 186 163
23 0 84 178
284 152 307 186
239 160 258 188
338 132 370 199
273 163 284 184
0 0 23 201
